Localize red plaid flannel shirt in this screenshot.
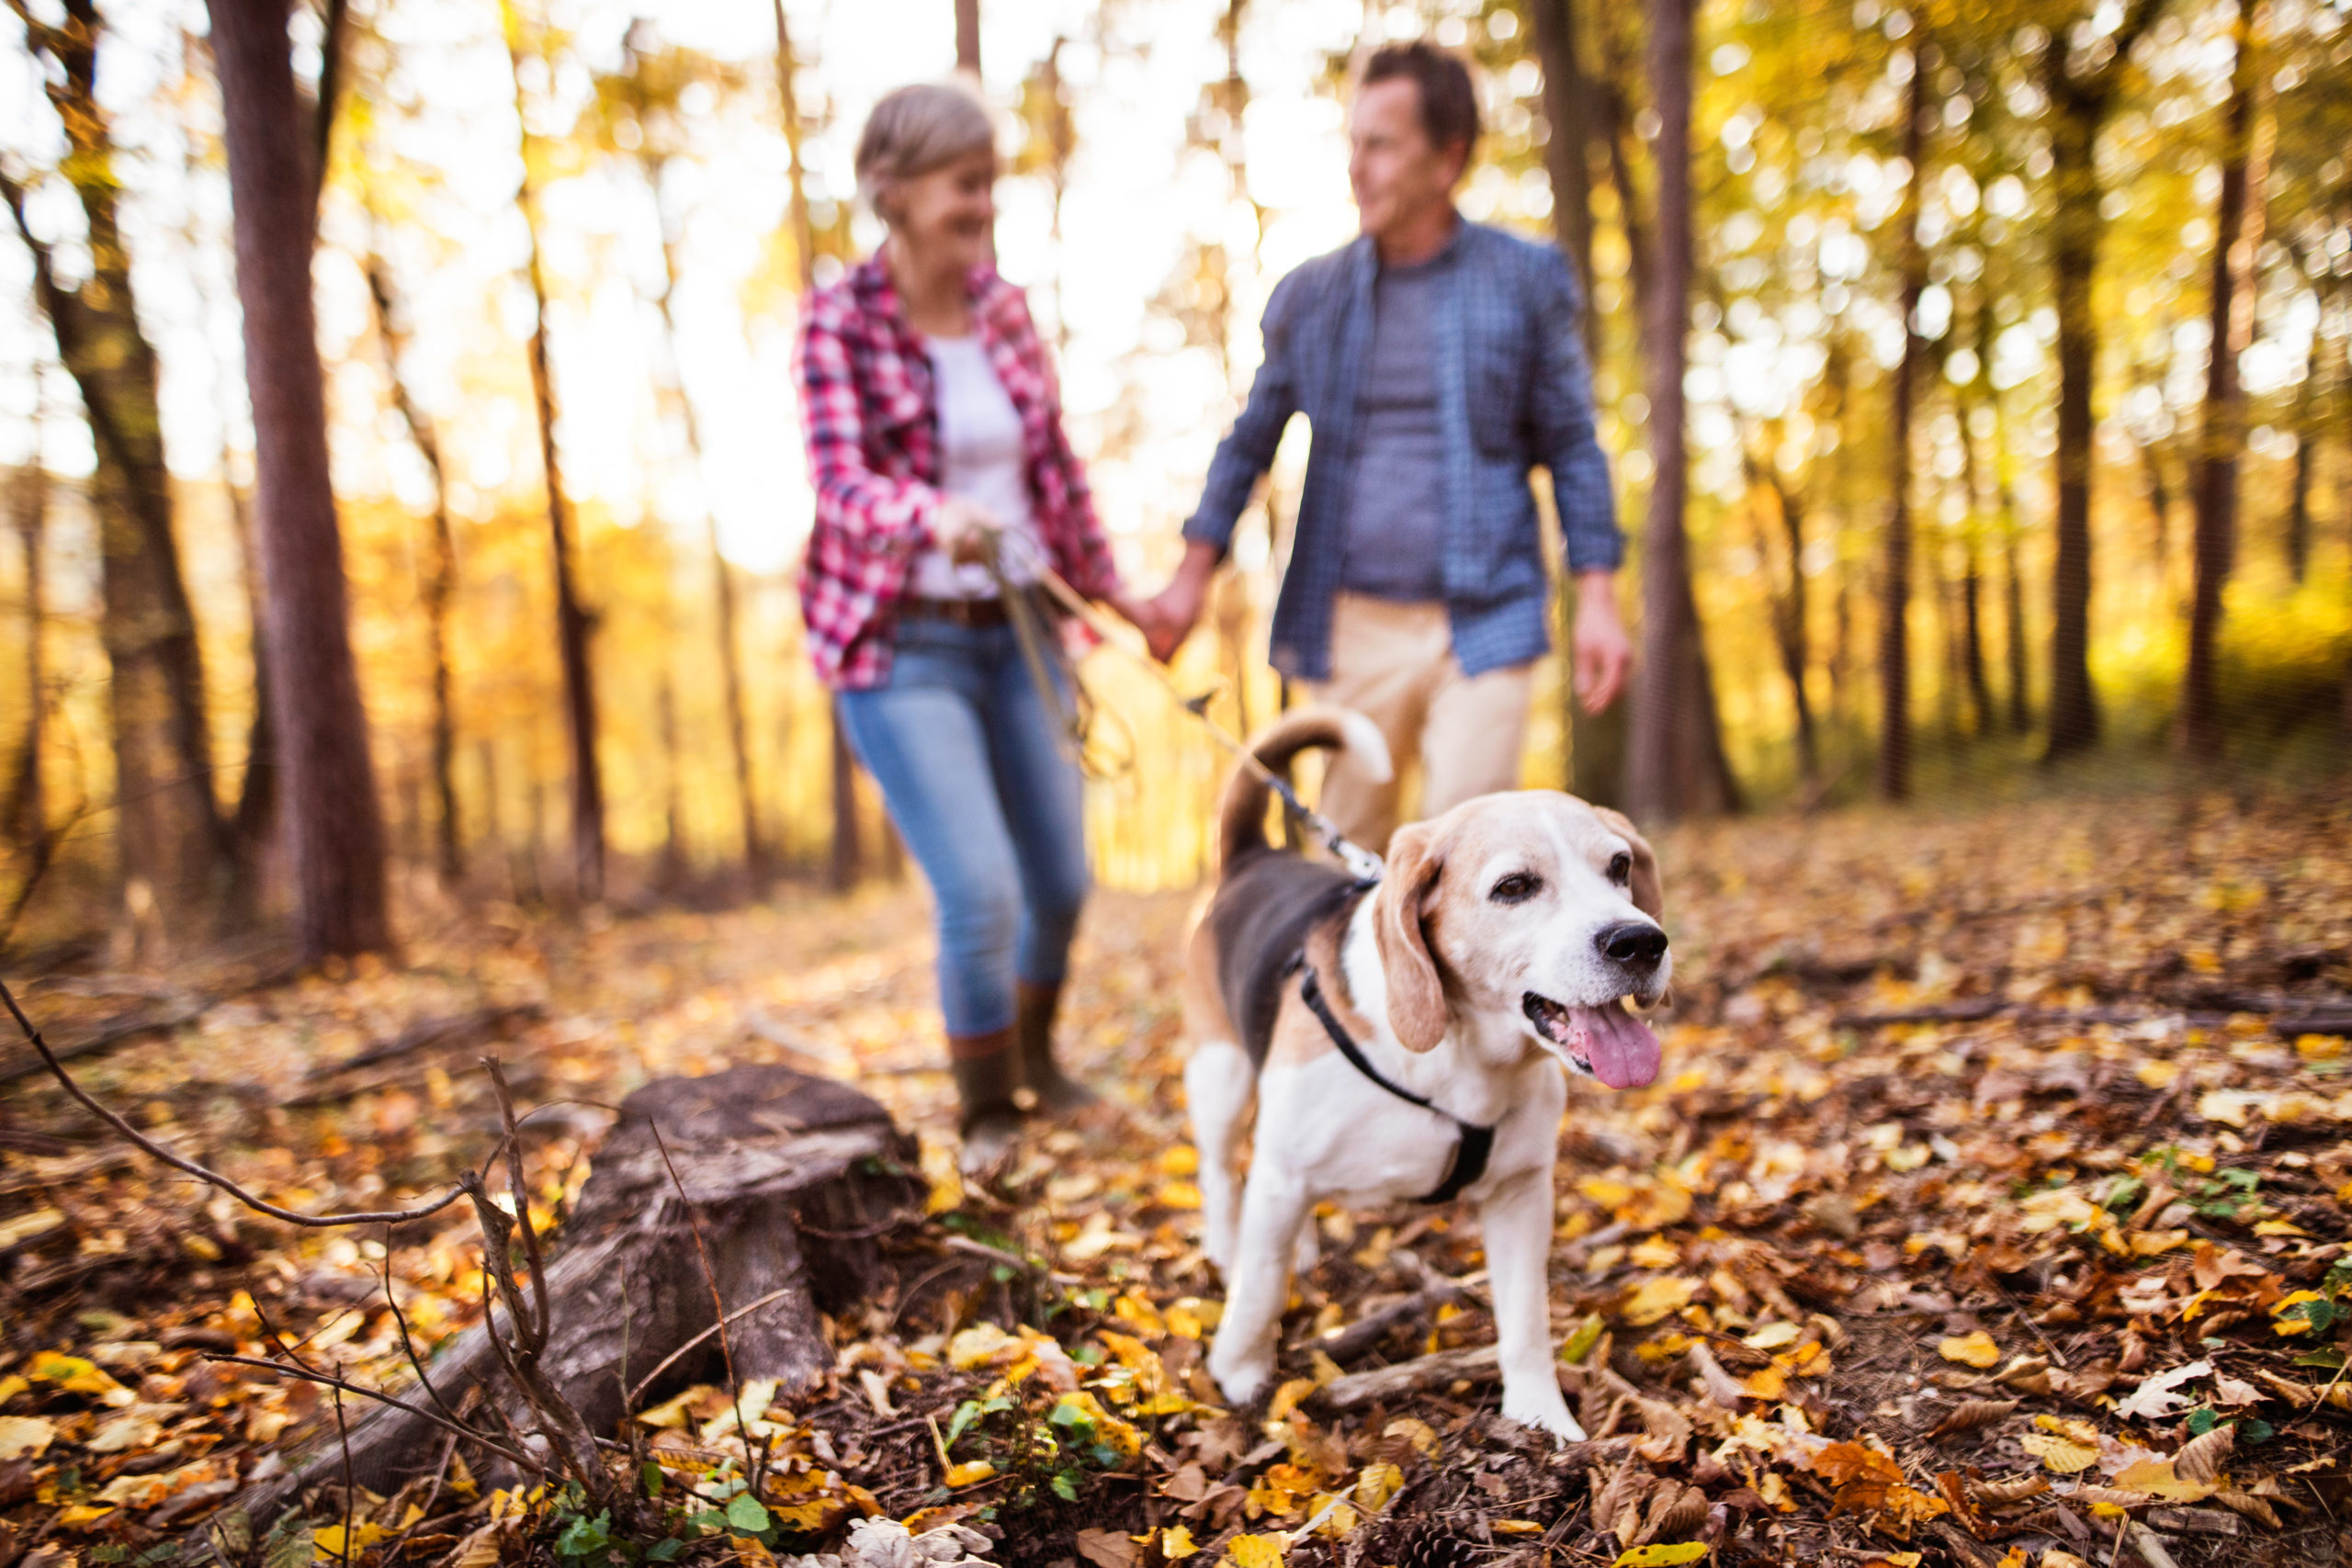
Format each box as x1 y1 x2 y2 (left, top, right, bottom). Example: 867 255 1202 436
793 257 1121 691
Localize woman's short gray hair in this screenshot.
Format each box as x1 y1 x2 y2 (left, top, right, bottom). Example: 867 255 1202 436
854 82 997 220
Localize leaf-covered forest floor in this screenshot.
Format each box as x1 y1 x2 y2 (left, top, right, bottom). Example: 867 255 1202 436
1 781 2349 1568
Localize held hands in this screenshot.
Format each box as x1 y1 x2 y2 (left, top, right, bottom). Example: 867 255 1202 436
1571 570 1633 715
1132 540 1221 663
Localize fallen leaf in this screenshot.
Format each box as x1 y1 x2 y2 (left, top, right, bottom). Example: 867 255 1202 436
1612 1546 1710 1566
2174 1425 2234 1484
1354 1461 1402 1511
1620 1276 1700 1327
1161 1524 1200 1558
1927 1398 2018 1439
0 1417 54 1461
1382 1416 1439 1459
1075 1526 1140 1568
1937 1332 2000 1369
2020 1433 2099 1473
943 1461 996 1487
1223 1535 1285 1567
2114 1360 2211 1422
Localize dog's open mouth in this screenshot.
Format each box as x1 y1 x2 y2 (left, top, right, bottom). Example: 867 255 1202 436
1522 993 1661 1089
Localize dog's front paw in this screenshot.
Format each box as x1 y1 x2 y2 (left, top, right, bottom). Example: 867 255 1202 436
1499 1383 1587 1443
1207 1342 1274 1407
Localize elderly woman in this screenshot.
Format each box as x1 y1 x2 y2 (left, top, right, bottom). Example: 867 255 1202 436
795 81 1148 1172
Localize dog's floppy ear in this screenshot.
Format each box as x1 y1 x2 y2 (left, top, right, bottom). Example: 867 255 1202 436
1592 806 1665 922
1374 822 1448 1053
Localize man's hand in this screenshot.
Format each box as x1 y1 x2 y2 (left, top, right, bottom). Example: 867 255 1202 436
1139 539 1222 663
1571 570 1632 714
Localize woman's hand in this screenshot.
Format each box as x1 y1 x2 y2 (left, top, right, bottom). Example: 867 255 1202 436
933 496 1002 565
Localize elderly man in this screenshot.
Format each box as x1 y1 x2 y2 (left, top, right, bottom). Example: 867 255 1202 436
1144 40 1629 854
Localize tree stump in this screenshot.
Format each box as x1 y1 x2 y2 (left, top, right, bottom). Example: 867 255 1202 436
222 1065 922 1522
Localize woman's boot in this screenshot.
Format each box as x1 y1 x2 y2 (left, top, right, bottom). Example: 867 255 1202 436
1015 978 1099 1115
951 1029 1023 1175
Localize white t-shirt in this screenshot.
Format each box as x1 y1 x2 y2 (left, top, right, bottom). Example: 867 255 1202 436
910 334 1045 600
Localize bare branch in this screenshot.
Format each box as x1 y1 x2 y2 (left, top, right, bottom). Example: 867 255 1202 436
200 1354 533 1470
0 977 469 1227
624 1281 806 1408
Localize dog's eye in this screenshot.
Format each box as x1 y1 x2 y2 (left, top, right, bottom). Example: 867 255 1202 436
1607 852 1633 885
1489 873 1542 905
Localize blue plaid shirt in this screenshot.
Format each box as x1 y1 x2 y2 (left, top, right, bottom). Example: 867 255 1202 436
1182 220 1621 681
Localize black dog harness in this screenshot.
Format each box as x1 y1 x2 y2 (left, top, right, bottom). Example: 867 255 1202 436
1294 959 1496 1204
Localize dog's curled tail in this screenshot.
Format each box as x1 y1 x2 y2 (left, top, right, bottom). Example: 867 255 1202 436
1216 705 1392 869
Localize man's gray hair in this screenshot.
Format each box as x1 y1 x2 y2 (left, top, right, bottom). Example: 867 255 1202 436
854 81 998 221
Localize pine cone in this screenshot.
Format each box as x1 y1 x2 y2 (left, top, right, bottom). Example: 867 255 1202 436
1371 1516 1480 1568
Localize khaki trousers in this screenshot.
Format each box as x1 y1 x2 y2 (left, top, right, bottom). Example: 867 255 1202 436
1302 593 1534 856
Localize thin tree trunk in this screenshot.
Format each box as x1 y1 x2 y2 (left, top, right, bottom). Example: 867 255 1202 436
6 439 47 854
363 243 465 887
829 730 862 893
955 0 980 75
2 5 226 933
773 0 863 892
209 0 392 960
2041 0 2166 759
505 1 605 905
1759 465 1817 784
1879 40 1929 800
648 214 765 887
2140 436 2173 564
1625 0 1733 822
2181 1 2265 760
1531 0 1597 352
1532 0 1626 805
2284 389 2312 585
658 667 687 893
1962 538 1991 734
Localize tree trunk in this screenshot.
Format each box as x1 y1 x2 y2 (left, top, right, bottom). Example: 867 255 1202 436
657 666 688 893
215 1066 922 1526
6 447 46 855
363 245 465 888
1530 0 1598 352
2181 2 2264 761
505 3 605 905
2040 0 2166 760
209 0 393 961
1747 453 1817 785
1 6 226 935
955 0 980 74
2139 436 2173 565
1530 0 1626 806
1962 538 1991 734
1879 43 1929 799
648 216 765 887
1624 0 1733 822
829 717 863 893
773 0 865 895
2005 533 2031 733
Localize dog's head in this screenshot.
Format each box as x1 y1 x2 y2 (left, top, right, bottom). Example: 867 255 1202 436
1371 792 1668 1088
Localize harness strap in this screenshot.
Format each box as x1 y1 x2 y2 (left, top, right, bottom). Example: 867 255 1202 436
1295 960 1495 1204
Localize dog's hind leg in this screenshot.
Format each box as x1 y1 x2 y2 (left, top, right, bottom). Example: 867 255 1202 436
1183 1040 1253 1275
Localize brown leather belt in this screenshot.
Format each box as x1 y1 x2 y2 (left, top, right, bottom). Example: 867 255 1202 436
899 595 1009 628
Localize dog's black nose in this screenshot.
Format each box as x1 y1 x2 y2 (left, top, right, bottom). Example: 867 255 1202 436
1596 921 1668 966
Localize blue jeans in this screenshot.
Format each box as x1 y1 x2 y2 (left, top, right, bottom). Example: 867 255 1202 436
836 615 1091 1038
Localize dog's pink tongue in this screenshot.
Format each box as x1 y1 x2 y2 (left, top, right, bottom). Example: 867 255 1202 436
1577 1004 1661 1089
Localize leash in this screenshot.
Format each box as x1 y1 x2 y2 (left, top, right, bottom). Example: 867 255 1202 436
976 532 1385 886
1295 959 1494 1203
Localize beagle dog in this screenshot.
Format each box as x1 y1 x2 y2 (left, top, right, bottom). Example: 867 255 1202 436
1181 706 1669 1440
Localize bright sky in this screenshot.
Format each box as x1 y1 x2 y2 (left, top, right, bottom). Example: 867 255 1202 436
1 0 1386 579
